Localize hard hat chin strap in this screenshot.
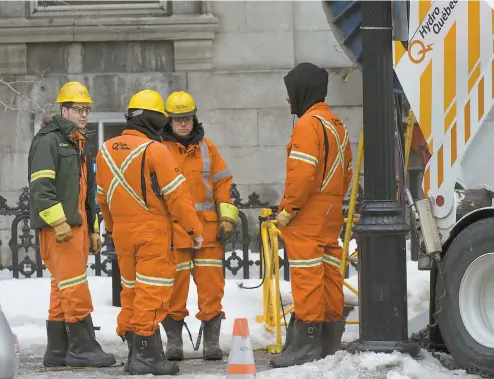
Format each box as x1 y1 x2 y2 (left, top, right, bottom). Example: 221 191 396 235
125 109 144 121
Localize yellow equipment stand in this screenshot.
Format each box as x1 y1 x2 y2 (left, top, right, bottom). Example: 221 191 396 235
255 109 416 353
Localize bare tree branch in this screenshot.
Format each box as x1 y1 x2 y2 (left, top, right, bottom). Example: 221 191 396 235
0 67 53 114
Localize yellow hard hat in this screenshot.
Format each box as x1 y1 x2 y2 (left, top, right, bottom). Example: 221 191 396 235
165 91 197 117
127 90 166 115
56 81 93 104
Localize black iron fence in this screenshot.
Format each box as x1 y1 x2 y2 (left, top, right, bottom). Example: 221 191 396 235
0 185 293 281
0 185 362 304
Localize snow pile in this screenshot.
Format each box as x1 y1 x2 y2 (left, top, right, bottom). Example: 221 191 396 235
0 276 292 359
0 237 481 378
258 350 481 379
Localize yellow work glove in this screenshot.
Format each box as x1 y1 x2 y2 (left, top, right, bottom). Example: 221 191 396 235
217 220 234 245
90 233 102 254
277 209 294 227
53 220 73 243
216 203 239 245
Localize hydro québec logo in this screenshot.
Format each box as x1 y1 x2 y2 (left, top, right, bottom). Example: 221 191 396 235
418 0 458 39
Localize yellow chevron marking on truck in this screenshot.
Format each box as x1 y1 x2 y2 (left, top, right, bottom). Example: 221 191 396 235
445 103 456 133
394 1 494 218
468 64 481 93
419 0 432 25
464 100 471 144
444 21 456 132
479 77 485 121
468 1 480 75
394 41 406 66
438 144 444 187
420 61 433 141
451 122 457 165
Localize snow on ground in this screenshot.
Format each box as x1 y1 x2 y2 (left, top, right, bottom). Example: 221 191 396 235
0 239 481 378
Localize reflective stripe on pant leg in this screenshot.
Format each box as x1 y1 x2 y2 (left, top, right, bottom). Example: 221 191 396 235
168 248 192 321
321 202 345 321
193 245 225 321
132 233 176 336
54 226 94 323
112 231 136 337
323 245 344 321
40 229 65 321
282 227 325 322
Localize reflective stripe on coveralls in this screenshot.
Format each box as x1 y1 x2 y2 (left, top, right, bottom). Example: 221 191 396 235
100 142 177 290
313 115 349 192
166 138 232 322
168 246 225 322
194 140 231 211
100 141 152 211
97 133 201 337
280 104 353 323
40 134 94 323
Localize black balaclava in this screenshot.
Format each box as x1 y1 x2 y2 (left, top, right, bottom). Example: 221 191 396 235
161 115 205 149
124 109 167 142
284 62 329 118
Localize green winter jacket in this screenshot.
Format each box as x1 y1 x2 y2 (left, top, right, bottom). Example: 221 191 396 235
27 114 97 232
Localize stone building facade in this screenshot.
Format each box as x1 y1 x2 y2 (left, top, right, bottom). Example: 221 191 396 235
0 0 363 263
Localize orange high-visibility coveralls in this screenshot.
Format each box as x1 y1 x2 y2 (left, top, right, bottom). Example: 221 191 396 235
162 138 233 322
40 131 93 323
279 102 353 323
95 130 203 337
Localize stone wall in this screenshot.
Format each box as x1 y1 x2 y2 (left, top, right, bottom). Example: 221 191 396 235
0 0 363 265
193 0 363 205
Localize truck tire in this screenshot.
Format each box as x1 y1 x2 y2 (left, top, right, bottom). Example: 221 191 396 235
435 217 494 376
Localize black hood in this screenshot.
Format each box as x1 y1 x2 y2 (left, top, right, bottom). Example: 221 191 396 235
284 62 329 118
124 109 166 142
161 116 205 148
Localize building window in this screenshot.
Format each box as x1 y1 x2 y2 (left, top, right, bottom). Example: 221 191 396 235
34 112 126 154
28 0 169 18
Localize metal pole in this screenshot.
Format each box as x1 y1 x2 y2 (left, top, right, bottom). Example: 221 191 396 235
348 0 420 356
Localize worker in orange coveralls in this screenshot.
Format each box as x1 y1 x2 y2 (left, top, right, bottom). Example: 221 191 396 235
28 81 115 368
95 90 204 376
159 91 239 361
270 63 353 368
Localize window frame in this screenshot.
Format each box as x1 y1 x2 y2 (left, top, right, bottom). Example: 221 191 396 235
28 0 170 18
34 111 125 147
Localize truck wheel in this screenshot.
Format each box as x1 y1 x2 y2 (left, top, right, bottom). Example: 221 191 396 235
435 217 494 375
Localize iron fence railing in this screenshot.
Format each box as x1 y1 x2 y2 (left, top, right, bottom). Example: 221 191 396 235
0 185 293 280
0 184 362 298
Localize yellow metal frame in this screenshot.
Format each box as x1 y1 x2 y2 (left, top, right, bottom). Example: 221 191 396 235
255 110 415 353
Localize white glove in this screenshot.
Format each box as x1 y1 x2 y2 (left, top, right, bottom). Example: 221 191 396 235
193 235 203 250
277 209 295 227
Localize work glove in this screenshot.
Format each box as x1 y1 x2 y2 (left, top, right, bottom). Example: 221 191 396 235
53 221 73 243
193 235 203 250
217 220 234 245
277 209 294 227
216 202 239 244
89 233 102 254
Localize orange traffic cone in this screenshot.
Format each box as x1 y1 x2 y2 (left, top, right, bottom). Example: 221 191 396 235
226 318 256 379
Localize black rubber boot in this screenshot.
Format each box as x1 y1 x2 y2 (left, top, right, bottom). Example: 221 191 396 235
123 331 134 372
128 331 180 376
282 312 296 352
43 320 69 367
203 313 223 360
321 320 345 357
65 315 116 367
269 319 323 368
162 316 184 361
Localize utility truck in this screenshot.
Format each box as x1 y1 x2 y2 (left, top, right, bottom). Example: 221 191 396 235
324 0 494 376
